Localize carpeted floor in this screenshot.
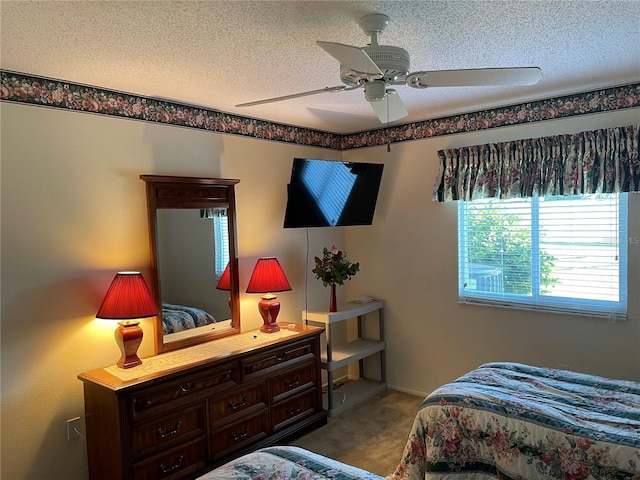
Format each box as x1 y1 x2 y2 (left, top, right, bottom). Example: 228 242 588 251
289 389 424 477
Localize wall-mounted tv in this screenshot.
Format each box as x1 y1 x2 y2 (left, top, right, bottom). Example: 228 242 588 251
283 158 384 228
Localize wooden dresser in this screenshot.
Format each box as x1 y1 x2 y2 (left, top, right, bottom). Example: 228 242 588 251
78 325 326 480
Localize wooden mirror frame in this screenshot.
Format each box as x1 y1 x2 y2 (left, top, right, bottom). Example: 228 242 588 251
140 175 241 354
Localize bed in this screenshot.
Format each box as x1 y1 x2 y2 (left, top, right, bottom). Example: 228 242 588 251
390 362 640 480
196 445 385 479
161 302 217 334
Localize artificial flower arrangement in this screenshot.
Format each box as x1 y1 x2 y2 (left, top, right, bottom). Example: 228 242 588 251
312 245 360 287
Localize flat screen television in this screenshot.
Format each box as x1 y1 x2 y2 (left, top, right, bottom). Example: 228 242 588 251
283 158 384 228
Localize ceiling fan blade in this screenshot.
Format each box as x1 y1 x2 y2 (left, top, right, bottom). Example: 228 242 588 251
407 67 542 88
369 89 408 123
317 41 382 76
235 86 347 107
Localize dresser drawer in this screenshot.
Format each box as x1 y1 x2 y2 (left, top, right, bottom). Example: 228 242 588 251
130 362 240 421
243 339 314 379
131 403 206 459
271 389 318 433
132 436 207 480
211 411 269 459
209 382 267 427
269 361 317 403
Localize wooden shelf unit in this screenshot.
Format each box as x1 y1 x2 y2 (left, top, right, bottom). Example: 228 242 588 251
303 300 385 416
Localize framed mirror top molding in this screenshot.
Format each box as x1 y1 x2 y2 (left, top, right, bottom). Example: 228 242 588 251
140 174 241 354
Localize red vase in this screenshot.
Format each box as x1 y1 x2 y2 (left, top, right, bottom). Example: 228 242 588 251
329 284 337 312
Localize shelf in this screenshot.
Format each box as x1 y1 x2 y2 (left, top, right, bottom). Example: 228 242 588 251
304 300 385 415
303 300 384 324
323 379 387 416
321 339 385 371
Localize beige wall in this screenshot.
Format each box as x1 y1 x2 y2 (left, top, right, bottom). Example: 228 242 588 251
343 109 640 395
1 101 638 479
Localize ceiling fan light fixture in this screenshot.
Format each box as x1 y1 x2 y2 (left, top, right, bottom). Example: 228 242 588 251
369 88 408 123
365 81 387 102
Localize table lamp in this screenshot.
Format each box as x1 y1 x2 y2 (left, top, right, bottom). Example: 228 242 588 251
246 257 291 333
96 271 159 368
216 263 231 291
216 263 232 309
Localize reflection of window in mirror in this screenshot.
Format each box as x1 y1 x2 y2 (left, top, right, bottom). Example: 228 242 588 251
201 209 230 278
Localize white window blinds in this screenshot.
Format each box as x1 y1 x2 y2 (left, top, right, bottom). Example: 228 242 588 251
201 208 230 278
213 212 229 279
458 193 628 319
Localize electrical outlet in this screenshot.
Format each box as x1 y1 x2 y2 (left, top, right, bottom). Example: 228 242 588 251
558 364 570 370
67 417 81 440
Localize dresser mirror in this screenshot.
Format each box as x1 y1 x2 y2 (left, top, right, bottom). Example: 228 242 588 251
140 175 240 354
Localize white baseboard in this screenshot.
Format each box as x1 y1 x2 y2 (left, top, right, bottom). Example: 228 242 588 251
386 384 428 398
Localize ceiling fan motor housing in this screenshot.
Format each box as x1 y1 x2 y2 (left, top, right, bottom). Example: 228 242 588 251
340 45 410 85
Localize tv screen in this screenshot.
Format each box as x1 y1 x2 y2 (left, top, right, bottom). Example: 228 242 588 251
283 158 384 228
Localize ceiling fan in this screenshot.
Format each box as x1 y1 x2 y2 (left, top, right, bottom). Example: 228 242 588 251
236 13 542 124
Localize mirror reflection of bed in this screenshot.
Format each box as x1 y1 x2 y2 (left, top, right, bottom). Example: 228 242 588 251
156 208 232 344
161 304 234 343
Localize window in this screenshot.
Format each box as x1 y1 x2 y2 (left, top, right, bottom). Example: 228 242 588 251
202 208 230 278
213 212 229 279
458 193 628 319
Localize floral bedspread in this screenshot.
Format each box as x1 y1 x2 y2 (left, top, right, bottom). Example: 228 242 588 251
162 302 217 334
197 446 385 479
389 362 640 480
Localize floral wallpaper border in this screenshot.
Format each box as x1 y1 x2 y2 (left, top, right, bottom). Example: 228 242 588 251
1 69 638 151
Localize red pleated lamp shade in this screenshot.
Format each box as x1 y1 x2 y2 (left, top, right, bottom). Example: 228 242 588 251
246 258 292 294
216 263 231 291
96 272 159 320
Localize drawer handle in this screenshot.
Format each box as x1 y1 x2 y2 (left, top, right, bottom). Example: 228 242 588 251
228 395 249 410
179 382 194 393
156 420 182 438
286 403 303 416
158 455 184 474
284 375 301 388
230 425 250 441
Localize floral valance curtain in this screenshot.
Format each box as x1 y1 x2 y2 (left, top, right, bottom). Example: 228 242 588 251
433 125 639 202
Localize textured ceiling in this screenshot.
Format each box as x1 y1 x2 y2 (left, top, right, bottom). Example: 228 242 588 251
1 1 639 134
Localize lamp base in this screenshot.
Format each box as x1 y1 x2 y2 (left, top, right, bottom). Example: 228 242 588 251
258 294 281 333
115 320 143 368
